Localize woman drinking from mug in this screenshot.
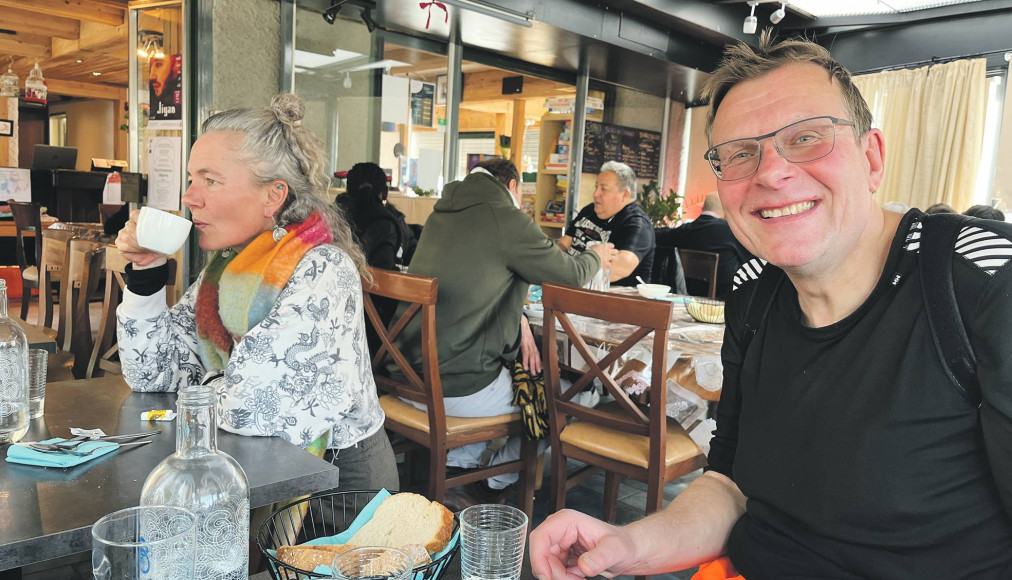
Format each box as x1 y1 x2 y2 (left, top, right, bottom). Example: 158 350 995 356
114 94 398 492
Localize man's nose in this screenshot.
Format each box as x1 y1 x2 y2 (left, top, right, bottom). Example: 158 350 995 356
752 139 794 184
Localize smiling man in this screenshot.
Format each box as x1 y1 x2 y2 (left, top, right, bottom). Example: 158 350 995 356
558 160 654 286
530 32 1012 580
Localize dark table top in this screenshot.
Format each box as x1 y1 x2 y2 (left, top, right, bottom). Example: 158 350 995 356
0 375 341 571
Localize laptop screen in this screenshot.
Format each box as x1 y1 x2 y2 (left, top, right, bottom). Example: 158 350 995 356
32 145 78 170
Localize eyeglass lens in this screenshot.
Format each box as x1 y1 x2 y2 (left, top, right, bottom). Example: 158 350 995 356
707 116 841 181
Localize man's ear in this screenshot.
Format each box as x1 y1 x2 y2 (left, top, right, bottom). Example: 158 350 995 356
265 180 289 217
863 128 886 194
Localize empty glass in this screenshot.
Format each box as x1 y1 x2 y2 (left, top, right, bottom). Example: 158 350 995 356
460 504 528 580
28 348 47 419
92 505 197 579
331 546 413 580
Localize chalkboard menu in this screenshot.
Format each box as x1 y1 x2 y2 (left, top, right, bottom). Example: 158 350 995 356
410 81 435 127
582 121 662 179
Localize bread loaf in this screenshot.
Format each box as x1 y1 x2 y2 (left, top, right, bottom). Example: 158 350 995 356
348 493 454 555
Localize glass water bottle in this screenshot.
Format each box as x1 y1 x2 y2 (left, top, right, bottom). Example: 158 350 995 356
141 384 250 579
0 280 29 444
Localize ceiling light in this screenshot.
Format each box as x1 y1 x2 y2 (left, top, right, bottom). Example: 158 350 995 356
76 59 83 64
744 0 759 34
136 31 164 60
92 71 101 76
770 1 787 24
322 1 348 24
360 6 378 32
343 72 352 89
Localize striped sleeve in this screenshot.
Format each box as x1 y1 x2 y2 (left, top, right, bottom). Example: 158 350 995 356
732 257 768 291
954 225 1012 276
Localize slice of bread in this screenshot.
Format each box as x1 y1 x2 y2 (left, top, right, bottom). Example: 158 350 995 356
348 493 454 555
277 544 356 570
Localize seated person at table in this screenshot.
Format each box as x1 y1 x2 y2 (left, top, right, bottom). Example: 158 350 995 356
655 192 752 299
965 203 1006 222
531 32 1012 580
396 158 614 504
114 94 398 492
335 162 407 271
558 160 654 286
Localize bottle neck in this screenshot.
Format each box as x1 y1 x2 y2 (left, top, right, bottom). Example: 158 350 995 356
0 284 7 318
175 385 217 454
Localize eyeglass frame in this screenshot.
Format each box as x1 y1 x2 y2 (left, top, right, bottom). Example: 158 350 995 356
703 115 858 181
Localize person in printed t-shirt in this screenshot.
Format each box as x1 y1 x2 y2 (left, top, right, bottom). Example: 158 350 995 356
557 160 654 286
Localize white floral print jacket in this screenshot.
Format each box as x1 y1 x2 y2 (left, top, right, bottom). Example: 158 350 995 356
116 245 385 450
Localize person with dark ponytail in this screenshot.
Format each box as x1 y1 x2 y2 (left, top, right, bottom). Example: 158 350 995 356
114 94 398 492
336 162 404 271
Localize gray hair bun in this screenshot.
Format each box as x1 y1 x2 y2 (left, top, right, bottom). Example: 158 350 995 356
271 93 305 127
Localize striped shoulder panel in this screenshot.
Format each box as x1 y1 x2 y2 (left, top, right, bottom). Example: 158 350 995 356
732 258 768 292
904 219 922 252
954 225 1012 276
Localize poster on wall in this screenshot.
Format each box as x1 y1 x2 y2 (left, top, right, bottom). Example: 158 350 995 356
147 136 182 210
0 168 31 202
148 54 183 130
410 80 434 127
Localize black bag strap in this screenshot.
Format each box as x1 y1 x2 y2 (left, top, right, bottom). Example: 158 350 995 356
740 263 786 354
918 213 981 405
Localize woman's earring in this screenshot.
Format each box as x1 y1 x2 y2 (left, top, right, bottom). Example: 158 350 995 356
272 218 287 242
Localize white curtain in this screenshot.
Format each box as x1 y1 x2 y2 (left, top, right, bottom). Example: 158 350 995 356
854 59 988 212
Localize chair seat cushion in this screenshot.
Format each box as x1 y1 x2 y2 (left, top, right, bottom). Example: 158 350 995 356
560 406 702 470
22 266 38 283
379 394 521 435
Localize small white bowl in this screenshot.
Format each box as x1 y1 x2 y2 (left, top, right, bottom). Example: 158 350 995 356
636 283 670 299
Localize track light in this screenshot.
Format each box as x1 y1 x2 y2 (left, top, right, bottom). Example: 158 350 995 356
743 1 758 34
322 1 348 25
360 7 377 33
770 1 787 24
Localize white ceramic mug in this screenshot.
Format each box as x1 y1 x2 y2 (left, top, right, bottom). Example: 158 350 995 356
136 207 192 255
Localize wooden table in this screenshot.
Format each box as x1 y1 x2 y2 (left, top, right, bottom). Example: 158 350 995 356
13 317 57 354
526 289 724 415
0 218 60 239
0 376 341 573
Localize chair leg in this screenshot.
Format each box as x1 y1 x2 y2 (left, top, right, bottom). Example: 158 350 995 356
429 448 447 504
550 447 568 513
517 437 538 522
534 452 547 491
645 474 665 516
19 280 30 321
603 471 620 524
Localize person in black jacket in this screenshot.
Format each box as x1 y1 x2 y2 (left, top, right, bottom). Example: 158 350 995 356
336 162 403 271
655 192 752 299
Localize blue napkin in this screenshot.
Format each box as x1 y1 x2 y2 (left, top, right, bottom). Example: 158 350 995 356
5 437 119 468
269 489 460 578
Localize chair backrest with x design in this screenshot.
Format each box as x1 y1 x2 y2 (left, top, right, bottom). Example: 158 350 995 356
542 282 673 447
361 267 447 442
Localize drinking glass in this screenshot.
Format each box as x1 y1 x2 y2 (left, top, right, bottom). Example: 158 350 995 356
27 348 47 419
92 505 197 580
584 241 611 292
460 504 528 580
331 546 413 580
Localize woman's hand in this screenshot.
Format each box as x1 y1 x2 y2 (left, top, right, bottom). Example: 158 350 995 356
116 210 167 269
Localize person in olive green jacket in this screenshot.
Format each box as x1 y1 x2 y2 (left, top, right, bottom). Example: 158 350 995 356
393 158 614 498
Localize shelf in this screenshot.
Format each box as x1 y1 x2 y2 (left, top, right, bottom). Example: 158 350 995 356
538 221 565 228
541 168 568 175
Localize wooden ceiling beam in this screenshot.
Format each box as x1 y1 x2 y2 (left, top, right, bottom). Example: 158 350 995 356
46 78 127 101
0 0 125 27
52 21 128 58
0 6 81 40
0 36 52 60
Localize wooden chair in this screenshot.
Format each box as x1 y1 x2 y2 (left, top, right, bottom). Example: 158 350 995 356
87 245 177 378
98 203 125 226
678 249 720 299
7 200 43 321
650 244 687 295
64 239 105 378
38 230 75 344
541 282 706 523
362 267 538 520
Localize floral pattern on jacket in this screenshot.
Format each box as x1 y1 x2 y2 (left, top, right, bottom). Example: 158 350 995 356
116 245 385 449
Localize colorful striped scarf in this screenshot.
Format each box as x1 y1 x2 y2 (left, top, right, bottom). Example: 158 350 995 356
195 211 332 372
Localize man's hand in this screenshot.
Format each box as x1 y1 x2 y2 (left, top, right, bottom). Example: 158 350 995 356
530 509 639 580
588 242 618 268
520 315 540 375
557 236 573 253
116 209 168 269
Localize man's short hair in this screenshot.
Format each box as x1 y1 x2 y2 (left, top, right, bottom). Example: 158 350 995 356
702 30 873 143
600 160 638 201
925 203 956 215
474 157 519 189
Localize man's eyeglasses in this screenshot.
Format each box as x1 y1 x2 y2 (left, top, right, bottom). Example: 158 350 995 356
704 116 856 181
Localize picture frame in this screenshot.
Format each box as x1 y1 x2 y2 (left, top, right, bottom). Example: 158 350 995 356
545 200 565 214
435 74 447 106
0 119 12 138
